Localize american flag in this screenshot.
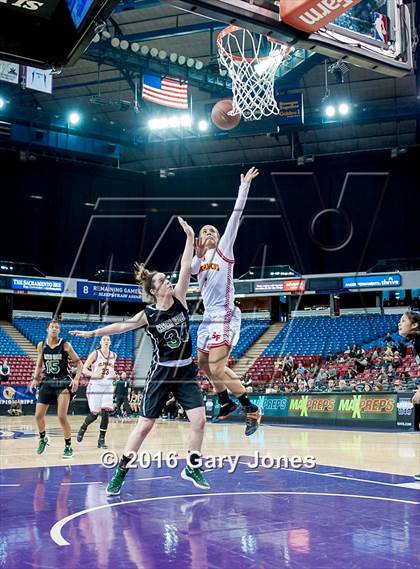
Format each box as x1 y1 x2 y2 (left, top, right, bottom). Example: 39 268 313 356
142 74 189 109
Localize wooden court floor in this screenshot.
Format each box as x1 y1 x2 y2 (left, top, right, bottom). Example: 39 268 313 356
1 415 419 475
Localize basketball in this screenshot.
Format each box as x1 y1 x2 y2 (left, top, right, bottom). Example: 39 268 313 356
211 99 241 130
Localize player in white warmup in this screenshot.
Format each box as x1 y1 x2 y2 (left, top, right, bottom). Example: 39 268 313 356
191 166 261 435
77 336 116 448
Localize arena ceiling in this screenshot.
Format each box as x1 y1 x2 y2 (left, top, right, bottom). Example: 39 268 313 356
0 0 419 172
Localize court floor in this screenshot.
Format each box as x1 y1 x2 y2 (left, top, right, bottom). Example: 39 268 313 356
1 416 419 569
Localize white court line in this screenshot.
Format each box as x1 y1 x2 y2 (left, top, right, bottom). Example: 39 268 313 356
61 482 102 486
282 468 418 488
0 484 20 487
244 470 260 473
396 482 420 490
136 476 172 482
50 491 420 546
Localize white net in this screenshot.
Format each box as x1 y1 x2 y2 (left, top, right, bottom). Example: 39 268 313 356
217 25 290 121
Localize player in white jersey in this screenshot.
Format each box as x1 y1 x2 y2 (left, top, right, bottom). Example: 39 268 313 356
77 335 116 448
191 166 262 436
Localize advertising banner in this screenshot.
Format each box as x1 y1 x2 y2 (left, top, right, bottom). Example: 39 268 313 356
396 394 414 429
212 394 289 419
342 274 401 289
0 385 37 405
288 395 337 419
337 394 396 422
11 277 64 294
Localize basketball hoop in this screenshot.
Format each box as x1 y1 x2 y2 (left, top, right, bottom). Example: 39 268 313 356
217 25 291 121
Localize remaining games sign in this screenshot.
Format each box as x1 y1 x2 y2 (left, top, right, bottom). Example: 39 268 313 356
11 277 64 293
77 281 142 303
343 274 401 289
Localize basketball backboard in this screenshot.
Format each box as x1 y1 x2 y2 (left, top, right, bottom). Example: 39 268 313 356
168 0 413 77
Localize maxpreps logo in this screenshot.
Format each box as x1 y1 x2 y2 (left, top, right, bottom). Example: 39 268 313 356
338 396 395 418
289 396 335 417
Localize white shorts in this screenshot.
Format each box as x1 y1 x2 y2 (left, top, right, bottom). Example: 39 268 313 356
197 306 241 353
86 379 114 412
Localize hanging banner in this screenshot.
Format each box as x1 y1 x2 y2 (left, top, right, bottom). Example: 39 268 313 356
25 66 53 94
0 59 19 84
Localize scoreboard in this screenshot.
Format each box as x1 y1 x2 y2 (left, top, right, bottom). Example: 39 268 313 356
0 0 119 67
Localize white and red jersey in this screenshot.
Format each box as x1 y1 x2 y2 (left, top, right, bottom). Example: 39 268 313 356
191 181 250 312
91 349 117 379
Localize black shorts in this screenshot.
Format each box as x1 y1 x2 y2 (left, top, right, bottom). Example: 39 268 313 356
140 363 204 419
38 377 73 406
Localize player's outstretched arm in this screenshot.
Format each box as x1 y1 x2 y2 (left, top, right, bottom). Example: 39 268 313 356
175 216 194 305
219 166 259 258
69 311 148 338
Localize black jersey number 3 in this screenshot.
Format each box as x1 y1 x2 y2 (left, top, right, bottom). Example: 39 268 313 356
163 322 189 349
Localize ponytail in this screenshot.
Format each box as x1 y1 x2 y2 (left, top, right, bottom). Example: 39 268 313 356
134 262 157 303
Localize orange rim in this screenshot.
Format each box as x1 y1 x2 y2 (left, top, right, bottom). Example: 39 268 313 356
217 25 290 63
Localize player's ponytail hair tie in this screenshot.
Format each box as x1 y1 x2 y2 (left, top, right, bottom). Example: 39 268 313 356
134 262 157 303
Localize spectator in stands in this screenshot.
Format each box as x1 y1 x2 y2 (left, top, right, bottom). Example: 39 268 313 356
326 351 335 363
337 379 348 391
327 367 337 379
163 394 178 420
392 351 402 368
384 331 393 344
8 400 22 416
400 370 411 381
364 383 372 393
308 362 318 375
316 368 328 382
0 359 10 382
349 345 358 358
327 379 336 392
350 380 358 392
355 355 368 374
393 380 404 392
398 340 407 358
296 361 306 375
343 368 356 381
382 346 394 363
307 378 315 391
387 365 397 380
376 367 388 382
129 390 140 416
297 379 307 392
114 372 131 417
374 383 383 392
242 373 253 390
283 355 294 373
273 357 283 372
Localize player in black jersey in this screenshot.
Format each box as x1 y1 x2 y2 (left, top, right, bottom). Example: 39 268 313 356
398 309 420 480
70 217 209 495
28 319 82 458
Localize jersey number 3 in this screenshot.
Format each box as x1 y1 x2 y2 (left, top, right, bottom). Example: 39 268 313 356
164 322 189 349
